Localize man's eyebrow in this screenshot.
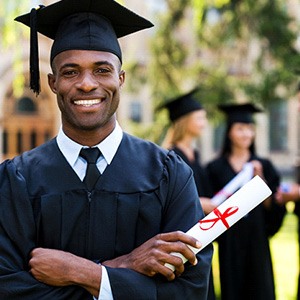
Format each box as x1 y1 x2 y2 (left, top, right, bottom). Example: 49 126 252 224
94 61 116 68
59 61 116 69
59 63 79 70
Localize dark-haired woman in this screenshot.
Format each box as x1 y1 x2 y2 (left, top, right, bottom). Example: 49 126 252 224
206 103 286 300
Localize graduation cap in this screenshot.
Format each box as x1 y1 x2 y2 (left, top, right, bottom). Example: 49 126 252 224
158 88 203 122
15 0 154 96
218 103 263 124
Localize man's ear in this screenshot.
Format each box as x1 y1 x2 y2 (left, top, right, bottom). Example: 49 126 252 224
48 73 57 94
119 70 125 87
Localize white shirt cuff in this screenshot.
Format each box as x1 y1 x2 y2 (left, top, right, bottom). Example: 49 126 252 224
94 266 113 300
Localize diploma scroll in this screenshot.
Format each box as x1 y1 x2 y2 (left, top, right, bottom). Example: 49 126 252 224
211 162 254 206
165 175 271 271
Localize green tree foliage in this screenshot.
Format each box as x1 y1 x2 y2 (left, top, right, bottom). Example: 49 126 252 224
143 0 300 142
0 1 30 47
0 0 31 96
149 0 191 101
210 0 300 104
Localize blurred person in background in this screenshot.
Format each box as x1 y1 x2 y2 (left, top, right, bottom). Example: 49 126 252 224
278 183 300 300
160 88 216 215
159 88 216 300
206 103 286 300
276 82 300 300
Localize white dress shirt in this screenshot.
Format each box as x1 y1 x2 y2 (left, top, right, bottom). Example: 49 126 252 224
56 122 123 300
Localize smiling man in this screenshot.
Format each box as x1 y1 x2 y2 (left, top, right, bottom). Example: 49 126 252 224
0 1 212 299
50 50 124 145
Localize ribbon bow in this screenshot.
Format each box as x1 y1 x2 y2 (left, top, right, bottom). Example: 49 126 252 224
199 206 239 231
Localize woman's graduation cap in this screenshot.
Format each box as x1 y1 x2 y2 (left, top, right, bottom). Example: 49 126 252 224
15 0 154 96
158 88 203 122
218 103 263 124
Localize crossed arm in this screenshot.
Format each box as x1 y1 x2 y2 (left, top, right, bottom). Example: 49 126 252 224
29 231 201 298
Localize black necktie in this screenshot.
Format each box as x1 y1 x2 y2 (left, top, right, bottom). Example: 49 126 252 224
79 148 101 191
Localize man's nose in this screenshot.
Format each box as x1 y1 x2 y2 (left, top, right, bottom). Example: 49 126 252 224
76 72 98 92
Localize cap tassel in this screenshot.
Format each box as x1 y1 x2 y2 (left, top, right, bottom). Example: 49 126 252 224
29 6 44 96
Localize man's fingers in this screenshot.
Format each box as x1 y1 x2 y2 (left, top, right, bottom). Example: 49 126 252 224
157 231 202 249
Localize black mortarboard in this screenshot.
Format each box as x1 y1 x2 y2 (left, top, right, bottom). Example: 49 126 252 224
158 88 203 122
218 103 263 124
15 0 154 96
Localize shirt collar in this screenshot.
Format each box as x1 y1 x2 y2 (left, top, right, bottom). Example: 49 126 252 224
56 122 123 168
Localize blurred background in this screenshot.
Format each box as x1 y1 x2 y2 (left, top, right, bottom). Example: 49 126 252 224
1 0 300 299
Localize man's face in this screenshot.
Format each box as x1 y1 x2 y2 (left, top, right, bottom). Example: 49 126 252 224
48 50 125 133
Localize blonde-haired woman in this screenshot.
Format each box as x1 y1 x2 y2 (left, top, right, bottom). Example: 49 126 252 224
160 88 216 300
161 88 215 214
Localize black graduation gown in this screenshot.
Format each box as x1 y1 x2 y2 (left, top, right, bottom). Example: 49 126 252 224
172 147 213 198
206 155 286 300
172 147 216 300
0 133 212 300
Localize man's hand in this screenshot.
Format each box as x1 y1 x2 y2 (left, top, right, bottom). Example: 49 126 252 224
103 231 201 281
29 248 101 297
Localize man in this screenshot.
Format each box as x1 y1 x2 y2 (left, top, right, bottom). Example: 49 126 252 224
0 0 212 299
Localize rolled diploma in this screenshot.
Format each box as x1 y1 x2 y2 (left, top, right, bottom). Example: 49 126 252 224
211 162 254 206
165 175 272 271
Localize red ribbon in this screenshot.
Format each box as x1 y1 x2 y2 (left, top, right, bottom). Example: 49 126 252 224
199 206 239 230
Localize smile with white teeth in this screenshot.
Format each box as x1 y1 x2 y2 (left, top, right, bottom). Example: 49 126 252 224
74 99 102 106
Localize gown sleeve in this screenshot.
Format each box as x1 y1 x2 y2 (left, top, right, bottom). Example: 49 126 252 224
0 160 90 299
107 152 213 300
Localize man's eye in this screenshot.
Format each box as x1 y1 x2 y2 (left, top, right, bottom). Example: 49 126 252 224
96 68 110 74
63 70 77 76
